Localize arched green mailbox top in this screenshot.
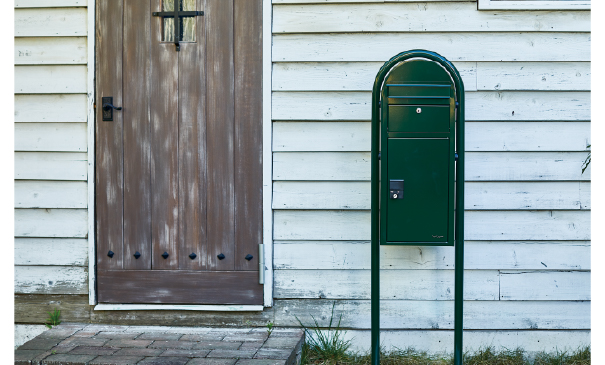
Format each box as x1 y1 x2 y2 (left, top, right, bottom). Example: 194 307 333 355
370 50 465 365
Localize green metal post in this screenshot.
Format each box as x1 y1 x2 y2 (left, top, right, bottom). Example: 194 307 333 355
371 50 464 365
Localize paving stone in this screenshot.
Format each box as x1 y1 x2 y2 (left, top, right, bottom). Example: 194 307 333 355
68 346 120 356
207 349 257 359
193 341 242 350
160 348 211 358
20 338 63 351
265 330 303 338
137 357 189 365
49 345 77 354
149 340 198 349
41 353 98 365
103 339 153 348
93 332 141 340
180 334 226 342
186 359 237 365
59 338 109 347
254 348 293 360
113 348 165 357
85 325 129 332
236 360 287 365
15 349 48 362
137 332 184 341
38 327 82 339
262 337 302 349
73 330 101 338
239 342 263 351
89 356 144 365
223 333 267 342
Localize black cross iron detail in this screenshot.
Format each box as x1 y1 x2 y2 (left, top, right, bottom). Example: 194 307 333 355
153 1 203 51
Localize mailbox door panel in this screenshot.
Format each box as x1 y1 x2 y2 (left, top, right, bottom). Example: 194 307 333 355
388 105 450 133
386 138 449 243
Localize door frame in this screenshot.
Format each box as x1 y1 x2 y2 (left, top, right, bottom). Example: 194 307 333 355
87 0 273 309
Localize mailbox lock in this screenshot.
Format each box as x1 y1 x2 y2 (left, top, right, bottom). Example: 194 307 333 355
416 108 422 114
389 179 404 200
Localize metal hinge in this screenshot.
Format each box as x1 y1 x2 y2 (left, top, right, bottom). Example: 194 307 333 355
258 244 265 284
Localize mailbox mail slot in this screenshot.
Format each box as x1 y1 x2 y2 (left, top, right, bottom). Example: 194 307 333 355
388 105 450 133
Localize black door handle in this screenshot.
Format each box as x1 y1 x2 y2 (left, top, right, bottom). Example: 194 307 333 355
102 103 122 111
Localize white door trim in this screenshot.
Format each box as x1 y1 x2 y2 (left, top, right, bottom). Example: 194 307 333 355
87 0 274 309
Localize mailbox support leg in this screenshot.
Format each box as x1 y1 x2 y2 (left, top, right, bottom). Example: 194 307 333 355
370 68 381 365
454 96 465 365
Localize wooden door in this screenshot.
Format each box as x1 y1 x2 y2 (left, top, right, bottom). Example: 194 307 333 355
95 0 263 305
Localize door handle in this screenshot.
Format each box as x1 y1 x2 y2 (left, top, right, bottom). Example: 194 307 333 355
102 96 121 121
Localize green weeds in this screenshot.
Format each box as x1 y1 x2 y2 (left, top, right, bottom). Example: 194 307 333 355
44 308 61 329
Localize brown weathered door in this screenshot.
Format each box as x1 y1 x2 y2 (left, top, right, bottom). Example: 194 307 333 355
95 0 263 304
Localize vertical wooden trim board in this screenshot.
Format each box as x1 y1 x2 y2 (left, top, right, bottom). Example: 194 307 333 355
262 0 274 308
88 0 273 309
87 0 97 305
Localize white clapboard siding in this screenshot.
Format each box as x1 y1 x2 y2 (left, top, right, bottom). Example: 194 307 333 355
500 271 590 301
477 62 591 91
274 299 590 329
271 92 591 121
15 8 87 37
273 152 590 181
275 269 499 300
14 238 88 266
273 182 590 210
273 241 591 270
273 3 590 33
15 94 88 123
273 122 591 152
273 210 590 241
273 62 478 91
15 209 88 238
15 0 87 7
15 66 87 94
15 180 87 208
272 33 590 62
15 37 87 65
15 123 87 151
15 152 87 180
341 330 591 354
273 62 592 92
14 266 87 294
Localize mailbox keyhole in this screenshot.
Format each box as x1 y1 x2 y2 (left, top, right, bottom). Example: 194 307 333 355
416 108 422 113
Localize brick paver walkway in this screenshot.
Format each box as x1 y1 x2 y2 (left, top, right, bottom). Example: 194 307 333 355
15 324 304 365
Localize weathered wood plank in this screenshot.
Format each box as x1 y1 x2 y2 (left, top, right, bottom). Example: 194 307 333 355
15 8 87 37
15 94 87 123
15 37 87 64
15 0 87 7
15 66 87 94
274 241 591 270
15 152 87 180
15 180 87 208
273 181 589 210
342 329 591 354
273 3 590 33
274 299 591 329
274 210 590 241
234 0 264 272
273 121 591 152
15 238 88 266
14 266 88 294
500 271 590 301
275 269 499 300
273 62 477 91
14 123 87 152
273 152 591 181
478 62 591 91
271 91 591 121
15 209 88 238
273 33 590 62
14 295 91 324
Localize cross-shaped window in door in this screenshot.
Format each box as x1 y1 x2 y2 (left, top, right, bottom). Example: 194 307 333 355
153 0 204 51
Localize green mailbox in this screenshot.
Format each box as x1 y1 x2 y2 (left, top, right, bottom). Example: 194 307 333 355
371 51 465 364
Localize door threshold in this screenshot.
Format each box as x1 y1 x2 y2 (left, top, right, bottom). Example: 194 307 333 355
94 304 265 311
